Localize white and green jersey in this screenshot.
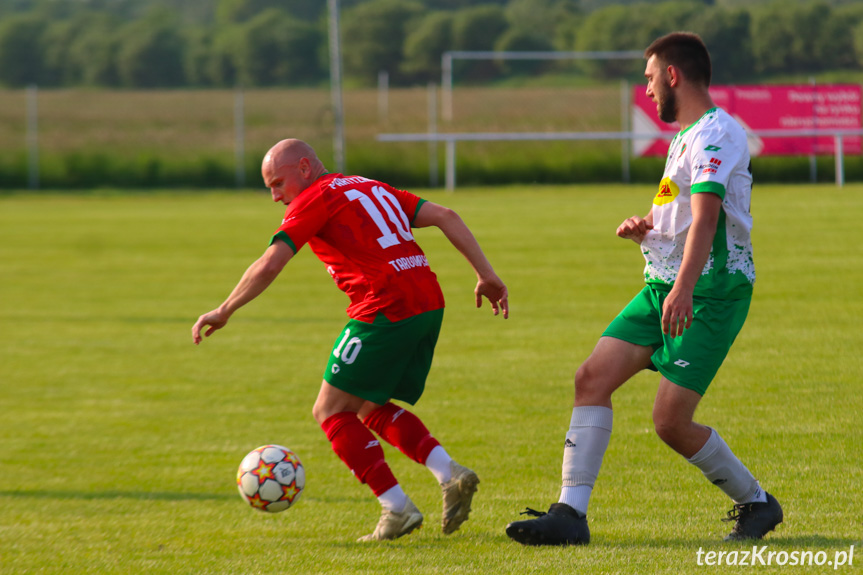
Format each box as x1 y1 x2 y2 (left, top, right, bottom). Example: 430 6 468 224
642 107 754 300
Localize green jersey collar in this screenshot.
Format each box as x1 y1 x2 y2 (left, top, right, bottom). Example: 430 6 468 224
679 107 718 136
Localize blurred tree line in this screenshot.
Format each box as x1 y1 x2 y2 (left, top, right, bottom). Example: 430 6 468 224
1 0 863 88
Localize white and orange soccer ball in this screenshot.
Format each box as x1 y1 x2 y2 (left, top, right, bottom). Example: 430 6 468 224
237 444 305 512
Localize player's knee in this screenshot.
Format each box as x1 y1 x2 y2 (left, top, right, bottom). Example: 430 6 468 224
653 420 676 446
573 363 588 391
312 400 329 426
652 412 687 447
574 362 606 403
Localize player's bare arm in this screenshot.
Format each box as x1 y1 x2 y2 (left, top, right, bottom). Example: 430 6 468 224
616 208 654 243
192 241 295 344
413 201 509 319
661 192 722 338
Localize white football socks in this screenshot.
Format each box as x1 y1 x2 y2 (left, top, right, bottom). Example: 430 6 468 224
557 408 766 512
687 428 766 504
378 445 456 511
377 484 408 512
559 406 613 515
425 445 453 484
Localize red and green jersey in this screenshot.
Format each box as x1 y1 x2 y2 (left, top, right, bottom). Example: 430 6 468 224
270 173 445 323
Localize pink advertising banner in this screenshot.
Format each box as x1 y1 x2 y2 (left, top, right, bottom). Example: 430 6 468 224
632 84 862 157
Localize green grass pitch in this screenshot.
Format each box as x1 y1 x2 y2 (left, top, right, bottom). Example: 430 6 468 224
1 184 861 574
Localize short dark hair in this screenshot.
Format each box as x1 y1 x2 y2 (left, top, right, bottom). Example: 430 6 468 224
644 32 711 87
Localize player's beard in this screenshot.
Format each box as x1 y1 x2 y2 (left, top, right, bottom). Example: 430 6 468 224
656 82 678 124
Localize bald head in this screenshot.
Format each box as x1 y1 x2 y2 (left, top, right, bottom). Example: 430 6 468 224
263 139 325 175
262 139 328 205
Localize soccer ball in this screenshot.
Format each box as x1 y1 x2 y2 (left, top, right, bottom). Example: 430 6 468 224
237 444 305 513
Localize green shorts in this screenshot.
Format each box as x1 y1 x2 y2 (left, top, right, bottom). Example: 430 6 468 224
602 285 750 395
324 308 444 406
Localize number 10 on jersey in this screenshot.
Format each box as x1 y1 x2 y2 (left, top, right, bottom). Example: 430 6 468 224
344 186 414 249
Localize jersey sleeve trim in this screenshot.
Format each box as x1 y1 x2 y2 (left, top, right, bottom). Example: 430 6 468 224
692 181 726 199
411 198 427 226
270 230 298 253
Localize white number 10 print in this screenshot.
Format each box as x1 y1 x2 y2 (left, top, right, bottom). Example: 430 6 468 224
333 328 362 365
344 186 414 249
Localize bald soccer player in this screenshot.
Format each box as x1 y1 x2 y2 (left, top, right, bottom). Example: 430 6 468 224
193 139 508 541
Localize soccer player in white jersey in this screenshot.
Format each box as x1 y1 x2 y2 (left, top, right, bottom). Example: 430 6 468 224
506 32 782 545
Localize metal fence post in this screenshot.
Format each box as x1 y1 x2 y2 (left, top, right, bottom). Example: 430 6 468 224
234 87 245 188
27 85 39 190
835 134 845 187
428 83 438 188
378 70 389 122
442 53 453 123
445 139 456 192
328 0 346 173
810 77 817 183
621 79 631 184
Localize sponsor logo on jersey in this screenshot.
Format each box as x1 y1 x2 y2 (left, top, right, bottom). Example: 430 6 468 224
654 177 680 205
329 175 371 189
388 255 430 272
696 157 722 175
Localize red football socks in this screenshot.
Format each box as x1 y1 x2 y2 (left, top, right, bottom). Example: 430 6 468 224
363 403 441 465
320 411 397 496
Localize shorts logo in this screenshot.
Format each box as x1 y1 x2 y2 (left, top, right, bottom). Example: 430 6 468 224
704 145 721 152
654 178 680 206
365 440 380 450
331 364 341 374
674 359 690 368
